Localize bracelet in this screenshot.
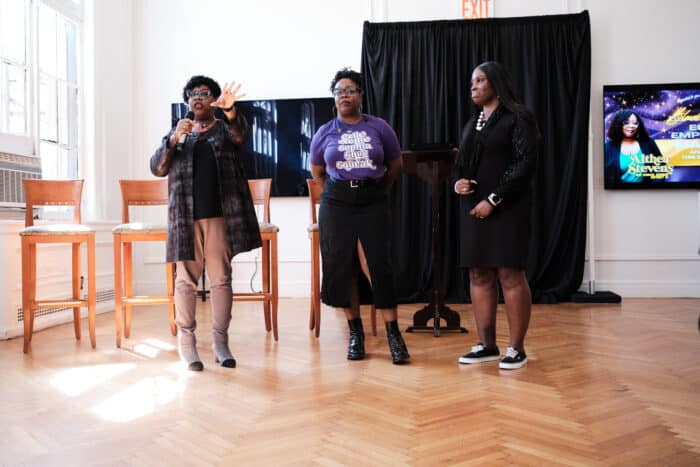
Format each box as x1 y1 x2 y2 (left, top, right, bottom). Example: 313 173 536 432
221 104 235 112
487 192 503 206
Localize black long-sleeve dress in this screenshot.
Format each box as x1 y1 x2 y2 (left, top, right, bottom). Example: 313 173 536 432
453 105 538 268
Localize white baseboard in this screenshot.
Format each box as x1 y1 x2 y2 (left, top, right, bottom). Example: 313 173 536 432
591 280 700 298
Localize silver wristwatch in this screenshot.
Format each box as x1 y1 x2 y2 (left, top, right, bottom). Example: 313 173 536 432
487 193 503 207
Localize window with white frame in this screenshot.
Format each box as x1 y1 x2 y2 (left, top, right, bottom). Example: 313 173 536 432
38 1 80 179
0 0 29 137
0 0 81 181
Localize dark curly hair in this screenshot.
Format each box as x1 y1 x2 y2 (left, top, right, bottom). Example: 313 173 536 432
182 75 222 103
330 68 364 93
606 109 653 143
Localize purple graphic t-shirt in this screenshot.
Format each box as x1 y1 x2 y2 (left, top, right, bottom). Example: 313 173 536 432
310 114 401 180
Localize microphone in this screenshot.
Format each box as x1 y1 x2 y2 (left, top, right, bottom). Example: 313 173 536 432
176 111 195 151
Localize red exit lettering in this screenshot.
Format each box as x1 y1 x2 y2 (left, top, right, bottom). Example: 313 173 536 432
463 0 493 19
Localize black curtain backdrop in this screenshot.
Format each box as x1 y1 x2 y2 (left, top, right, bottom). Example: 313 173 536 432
360 12 591 304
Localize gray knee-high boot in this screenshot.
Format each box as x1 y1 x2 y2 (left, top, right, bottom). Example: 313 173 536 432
178 327 203 371
175 272 202 371
211 289 236 368
212 330 236 368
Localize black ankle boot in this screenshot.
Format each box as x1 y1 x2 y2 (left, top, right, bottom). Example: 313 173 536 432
385 320 410 364
347 318 365 360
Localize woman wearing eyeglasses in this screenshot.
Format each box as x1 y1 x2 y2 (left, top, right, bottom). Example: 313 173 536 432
604 109 664 186
309 67 410 364
150 75 261 371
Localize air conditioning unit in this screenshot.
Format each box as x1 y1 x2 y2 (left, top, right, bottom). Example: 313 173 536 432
0 152 41 207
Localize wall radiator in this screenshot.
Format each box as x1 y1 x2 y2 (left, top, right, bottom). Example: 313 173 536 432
17 289 115 323
0 152 41 206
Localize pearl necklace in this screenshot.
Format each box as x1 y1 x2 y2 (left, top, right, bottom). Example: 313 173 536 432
475 111 487 131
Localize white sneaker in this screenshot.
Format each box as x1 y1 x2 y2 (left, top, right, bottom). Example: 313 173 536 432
498 347 527 370
458 343 501 364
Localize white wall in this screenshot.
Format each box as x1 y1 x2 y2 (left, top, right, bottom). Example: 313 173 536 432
83 0 135 221
585 0 700 296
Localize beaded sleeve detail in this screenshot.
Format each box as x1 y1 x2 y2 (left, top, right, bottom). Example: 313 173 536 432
494 113 538 199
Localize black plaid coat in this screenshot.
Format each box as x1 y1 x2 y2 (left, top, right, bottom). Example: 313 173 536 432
150 113 262 262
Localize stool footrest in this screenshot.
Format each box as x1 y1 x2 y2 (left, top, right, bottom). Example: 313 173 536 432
120 296 173 305
233 293 270 301
35 299 87 308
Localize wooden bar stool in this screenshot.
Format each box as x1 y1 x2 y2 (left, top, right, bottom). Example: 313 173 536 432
20 179 96 353
306 179 322 337
233 178 279 340
113 179 176 348
306 179 376 338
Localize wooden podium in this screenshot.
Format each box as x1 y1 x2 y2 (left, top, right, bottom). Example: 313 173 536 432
401 147 468 336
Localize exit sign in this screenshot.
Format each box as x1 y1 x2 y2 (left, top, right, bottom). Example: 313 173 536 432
463 0 494 19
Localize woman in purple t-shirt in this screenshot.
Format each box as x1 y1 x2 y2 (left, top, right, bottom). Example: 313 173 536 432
309 68 410 365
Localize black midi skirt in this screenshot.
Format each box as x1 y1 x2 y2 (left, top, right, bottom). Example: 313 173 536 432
318 177 397 309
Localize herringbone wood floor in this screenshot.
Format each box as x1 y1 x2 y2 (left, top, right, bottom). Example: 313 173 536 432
0 298 698 466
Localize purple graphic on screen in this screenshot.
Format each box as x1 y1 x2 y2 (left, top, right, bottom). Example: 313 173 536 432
603 84 700 186
604 90 700 138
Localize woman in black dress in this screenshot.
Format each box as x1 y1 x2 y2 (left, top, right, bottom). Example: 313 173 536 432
453 61 538 370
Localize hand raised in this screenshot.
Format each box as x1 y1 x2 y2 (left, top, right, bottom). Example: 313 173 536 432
210 81 246 110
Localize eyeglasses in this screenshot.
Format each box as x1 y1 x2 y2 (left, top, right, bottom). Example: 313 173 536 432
187 90 213 99
622 120 640 126
332 87 361 97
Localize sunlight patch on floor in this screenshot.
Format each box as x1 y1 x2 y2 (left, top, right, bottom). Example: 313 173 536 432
143 338 176 351
92 376 186 422
50 363 137 397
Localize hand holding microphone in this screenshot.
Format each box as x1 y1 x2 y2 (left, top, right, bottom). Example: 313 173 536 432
170 111 195 151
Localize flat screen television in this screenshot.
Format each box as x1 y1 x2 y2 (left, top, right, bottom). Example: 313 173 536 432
603 83 700 189
172 97 335 196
